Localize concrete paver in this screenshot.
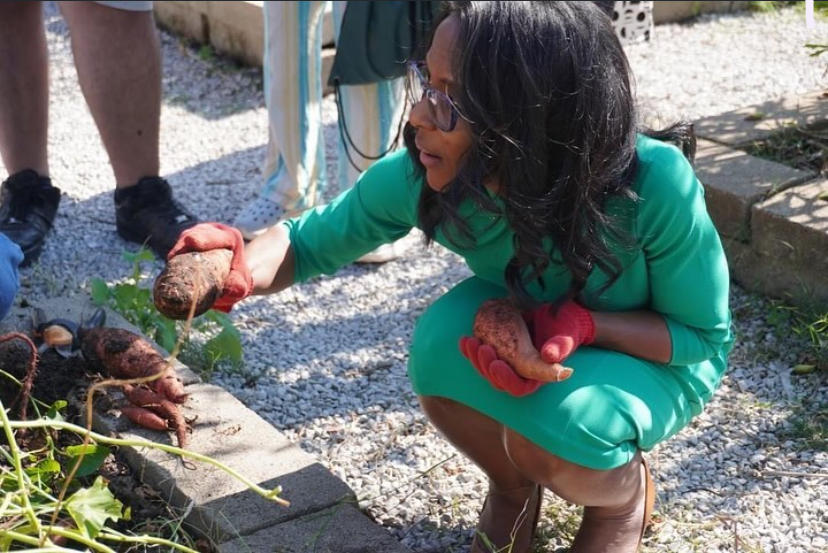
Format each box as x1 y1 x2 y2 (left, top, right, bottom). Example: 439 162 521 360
693 139 815 241
742 178 828 305
221 503 413 553
694 91 828 147
113 381 357 544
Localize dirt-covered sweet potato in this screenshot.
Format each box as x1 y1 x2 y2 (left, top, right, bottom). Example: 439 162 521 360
153 249 233 319
80 327 188 403
122 384 190 449
473 299 573 382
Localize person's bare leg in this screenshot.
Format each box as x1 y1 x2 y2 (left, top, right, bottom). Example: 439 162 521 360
504 428 651 553
0 1 49 177
57 1 160 188
419 396 540 552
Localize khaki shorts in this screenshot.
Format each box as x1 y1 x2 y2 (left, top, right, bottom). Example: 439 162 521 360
94 1 153 11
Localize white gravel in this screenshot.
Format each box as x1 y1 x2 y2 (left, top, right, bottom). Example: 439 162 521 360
8 5 828 552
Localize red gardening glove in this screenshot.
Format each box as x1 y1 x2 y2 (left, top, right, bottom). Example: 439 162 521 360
459 336 544 397
523 299 595 364
167 222 252 313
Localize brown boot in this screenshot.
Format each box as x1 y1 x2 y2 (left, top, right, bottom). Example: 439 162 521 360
470 483 543 553
570 458 655 553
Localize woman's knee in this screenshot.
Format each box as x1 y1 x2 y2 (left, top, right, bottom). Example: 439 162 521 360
502 426 574 483
418 395 454 419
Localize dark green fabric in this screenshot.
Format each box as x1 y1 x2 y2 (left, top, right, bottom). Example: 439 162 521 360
329 1 443 86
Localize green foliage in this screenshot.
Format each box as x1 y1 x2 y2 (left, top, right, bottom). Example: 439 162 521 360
795 311 828 366
89 248 243 374
746 122 828 177
201 309 244 366
749 1 828 15
198 43 214 61
0 399 203 552
748 1 782 13
811 0 828 14
64 477 127 540
90 249 177 350
767 301 828 370
805 43 828 57
784 405 828 451
62 444 111 478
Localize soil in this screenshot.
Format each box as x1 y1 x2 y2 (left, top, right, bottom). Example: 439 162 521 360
0 333 213 552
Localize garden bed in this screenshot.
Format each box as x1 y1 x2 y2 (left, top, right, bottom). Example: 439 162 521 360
746 119 828 179
0 335 212 552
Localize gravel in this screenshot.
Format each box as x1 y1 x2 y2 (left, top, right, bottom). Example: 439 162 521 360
9 4 828 552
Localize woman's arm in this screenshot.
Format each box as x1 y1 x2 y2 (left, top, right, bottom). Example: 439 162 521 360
245 223 296 296
590 309 672 364
635 141 732 366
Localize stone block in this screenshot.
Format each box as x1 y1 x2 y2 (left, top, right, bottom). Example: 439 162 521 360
203 1 265 66
724 235 828 310
154 1 334 72
744 179 828 307
652 1 749 23
109 381 355 543
154 1 210 43
219 503 412 553
693 139 815 241
695 92 828 148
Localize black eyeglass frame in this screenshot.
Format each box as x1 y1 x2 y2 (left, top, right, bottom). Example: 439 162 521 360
406 61 462 132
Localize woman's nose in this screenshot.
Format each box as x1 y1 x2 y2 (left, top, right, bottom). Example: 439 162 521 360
408 94 435 130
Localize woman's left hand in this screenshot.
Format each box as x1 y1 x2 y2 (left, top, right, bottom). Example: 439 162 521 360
523 299 595 364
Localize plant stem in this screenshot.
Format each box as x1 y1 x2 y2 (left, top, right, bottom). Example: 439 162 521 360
8 417 290 507
4 527 116 552
1 403 44 540
98 530 200 552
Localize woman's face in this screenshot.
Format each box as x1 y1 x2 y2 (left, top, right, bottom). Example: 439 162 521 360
409 15 473 192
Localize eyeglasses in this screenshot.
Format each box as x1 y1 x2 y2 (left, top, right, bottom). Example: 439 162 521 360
406 61 462 132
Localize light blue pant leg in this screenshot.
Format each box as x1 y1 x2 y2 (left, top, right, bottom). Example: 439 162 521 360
260 0 407 212
331 0 406 192
0 233 23 320
261 1 328 214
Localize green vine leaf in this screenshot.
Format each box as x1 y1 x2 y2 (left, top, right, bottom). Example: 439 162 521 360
90 278 111 305
64 476 126 539
63 444 111 477
205 326 243 365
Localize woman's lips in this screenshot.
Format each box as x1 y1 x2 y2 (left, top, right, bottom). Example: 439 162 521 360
419 150 441 168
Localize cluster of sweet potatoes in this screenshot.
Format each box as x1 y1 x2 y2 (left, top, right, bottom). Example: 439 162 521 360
81 326 191 449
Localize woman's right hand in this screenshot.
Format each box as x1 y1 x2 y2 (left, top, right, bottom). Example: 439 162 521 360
459 336 545 397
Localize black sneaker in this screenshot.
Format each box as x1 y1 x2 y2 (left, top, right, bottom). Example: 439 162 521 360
0 169 61 267
114 176 198 259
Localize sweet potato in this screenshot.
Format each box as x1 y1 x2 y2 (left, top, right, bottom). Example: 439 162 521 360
473 299 573 382
80 327 188 403
120 406 168 431
153 249 233 320
122 385 190 449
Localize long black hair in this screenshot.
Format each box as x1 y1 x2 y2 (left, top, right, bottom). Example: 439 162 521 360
404 1 695 308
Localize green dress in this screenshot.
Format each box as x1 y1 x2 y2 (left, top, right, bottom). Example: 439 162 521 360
283 135 734 470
